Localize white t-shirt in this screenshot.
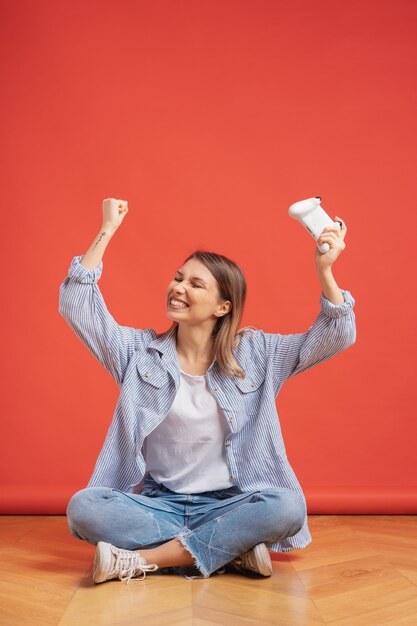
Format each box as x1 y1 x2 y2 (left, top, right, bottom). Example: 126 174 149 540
143 368 234 493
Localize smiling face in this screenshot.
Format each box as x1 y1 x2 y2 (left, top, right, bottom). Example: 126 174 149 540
166 258 232 326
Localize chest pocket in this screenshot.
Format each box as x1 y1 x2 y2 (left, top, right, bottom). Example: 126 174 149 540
136 362 170 388
234 374 264 416
133 361 171 409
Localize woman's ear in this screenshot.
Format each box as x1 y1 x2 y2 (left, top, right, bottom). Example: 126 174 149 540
216 301 232 317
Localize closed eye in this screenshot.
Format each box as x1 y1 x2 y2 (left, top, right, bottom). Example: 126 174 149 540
174 277 202 288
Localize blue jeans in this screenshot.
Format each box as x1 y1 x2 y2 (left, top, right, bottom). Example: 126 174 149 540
66 474 306 579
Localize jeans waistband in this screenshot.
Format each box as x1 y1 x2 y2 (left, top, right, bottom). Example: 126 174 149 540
143 473 242 497
144 473 172 492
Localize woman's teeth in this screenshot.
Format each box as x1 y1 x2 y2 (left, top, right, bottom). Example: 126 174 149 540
170 298 189 309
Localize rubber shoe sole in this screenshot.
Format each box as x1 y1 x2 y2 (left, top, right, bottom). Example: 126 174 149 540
93 541 158 584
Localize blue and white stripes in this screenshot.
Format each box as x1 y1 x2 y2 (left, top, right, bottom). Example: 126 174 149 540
58 255 142 387
59 254 356 553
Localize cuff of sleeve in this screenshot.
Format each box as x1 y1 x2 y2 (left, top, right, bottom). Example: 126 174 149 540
320 289 355 318
68 255 103 284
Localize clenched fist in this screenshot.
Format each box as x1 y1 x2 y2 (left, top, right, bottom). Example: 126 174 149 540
102 198 129 230
315 215 347 272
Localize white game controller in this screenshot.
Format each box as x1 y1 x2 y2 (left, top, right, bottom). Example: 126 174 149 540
288 196 341 253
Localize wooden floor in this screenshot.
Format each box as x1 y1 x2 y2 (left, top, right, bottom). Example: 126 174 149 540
0 515 416 625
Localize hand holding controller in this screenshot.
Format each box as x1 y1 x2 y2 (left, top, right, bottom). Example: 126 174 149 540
288 196 342 253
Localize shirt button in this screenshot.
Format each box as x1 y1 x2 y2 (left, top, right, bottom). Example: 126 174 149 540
225 441 231 447
230 475 236 481
213 388 218 392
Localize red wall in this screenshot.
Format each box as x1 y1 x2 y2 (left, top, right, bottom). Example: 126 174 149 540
1 0 416 513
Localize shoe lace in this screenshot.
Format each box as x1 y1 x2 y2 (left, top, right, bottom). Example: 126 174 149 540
228 551 253 572
111 548 158 584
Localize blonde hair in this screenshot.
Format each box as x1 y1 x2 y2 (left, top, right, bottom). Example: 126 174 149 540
164 249 257 379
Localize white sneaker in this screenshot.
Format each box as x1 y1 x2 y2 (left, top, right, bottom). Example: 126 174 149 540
227 542 273 577
93 541 159 584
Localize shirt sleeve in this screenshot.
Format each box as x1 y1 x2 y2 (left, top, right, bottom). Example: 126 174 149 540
58 255 142 387
260 289 357 392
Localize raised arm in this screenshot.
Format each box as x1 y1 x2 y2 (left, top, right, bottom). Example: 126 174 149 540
261 215 357 392
58 199 140 387
77 198 128 269
261 286 356 393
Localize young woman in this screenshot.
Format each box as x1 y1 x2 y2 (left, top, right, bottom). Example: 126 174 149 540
59 198 356 584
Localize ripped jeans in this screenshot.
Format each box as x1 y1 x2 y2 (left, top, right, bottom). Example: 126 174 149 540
66 473 306 579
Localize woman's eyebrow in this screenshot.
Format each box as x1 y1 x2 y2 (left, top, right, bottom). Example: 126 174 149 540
175 270 208 285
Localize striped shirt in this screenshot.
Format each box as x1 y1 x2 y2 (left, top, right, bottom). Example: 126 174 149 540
59 254 357 553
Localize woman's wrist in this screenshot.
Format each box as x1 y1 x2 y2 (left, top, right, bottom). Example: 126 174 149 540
79 225 117 270
101 221 119 233
316 266 344 304
316 265 332 279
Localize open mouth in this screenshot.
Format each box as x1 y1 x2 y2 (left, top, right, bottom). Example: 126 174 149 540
168 298 189 310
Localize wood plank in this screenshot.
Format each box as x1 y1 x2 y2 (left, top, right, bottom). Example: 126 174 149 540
0 515 416 626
